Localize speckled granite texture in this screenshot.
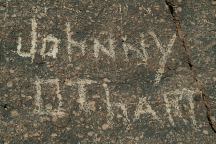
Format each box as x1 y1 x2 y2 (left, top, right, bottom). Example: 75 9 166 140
0 0 216 143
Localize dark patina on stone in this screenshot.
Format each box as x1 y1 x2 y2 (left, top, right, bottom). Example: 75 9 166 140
0 0 216 143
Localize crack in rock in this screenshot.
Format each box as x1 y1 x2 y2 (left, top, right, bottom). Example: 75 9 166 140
165 0 216 133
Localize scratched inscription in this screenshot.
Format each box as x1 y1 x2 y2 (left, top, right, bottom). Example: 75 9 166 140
17 17 177 85
13 16 200 129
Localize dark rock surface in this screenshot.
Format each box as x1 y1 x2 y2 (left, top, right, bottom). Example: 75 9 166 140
0 0 216 143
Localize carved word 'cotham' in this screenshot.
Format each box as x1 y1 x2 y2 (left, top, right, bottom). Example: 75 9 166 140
33 77 197 127
16 17 177 84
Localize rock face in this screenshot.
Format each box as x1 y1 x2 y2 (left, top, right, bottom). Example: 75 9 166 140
0 0 216 143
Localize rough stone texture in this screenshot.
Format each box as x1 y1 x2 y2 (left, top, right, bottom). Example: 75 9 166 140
0 0 216 143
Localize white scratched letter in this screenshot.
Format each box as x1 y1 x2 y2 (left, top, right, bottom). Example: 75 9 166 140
122 36 148 62
140 34 149 64
40 34 60 59
103 83 114 125
93 36 115 59
134 97 160 121
114 102 130 124
149 31 177 84
163 88 196 126
66 23 87 62
17 17 37 62
34 78 65 118
65 79 97 112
